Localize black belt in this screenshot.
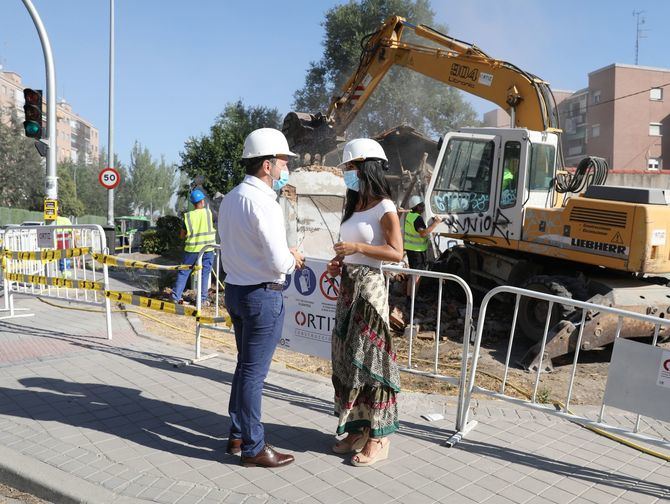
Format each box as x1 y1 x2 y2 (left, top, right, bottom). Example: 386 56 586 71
262 282 284 291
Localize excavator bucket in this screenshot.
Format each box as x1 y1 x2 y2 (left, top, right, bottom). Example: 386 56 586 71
520 280 670 372
282 112 341 155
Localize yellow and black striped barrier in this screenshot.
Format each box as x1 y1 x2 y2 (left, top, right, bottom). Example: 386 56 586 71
6 272 104 291
3 247 90 262
5 273 229 326
92 253 201 271
104 290 230 326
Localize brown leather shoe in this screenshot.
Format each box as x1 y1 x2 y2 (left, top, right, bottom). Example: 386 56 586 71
226 438 242 455
240 444 294 468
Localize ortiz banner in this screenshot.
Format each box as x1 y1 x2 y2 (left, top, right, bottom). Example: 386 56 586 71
279 258 340 359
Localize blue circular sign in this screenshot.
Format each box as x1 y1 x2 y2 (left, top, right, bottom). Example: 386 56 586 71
294 266 316 296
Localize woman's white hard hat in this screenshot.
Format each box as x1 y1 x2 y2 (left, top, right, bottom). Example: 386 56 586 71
339 138 388 166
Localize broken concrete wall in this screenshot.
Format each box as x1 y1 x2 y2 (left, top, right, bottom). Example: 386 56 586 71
280 167 346 260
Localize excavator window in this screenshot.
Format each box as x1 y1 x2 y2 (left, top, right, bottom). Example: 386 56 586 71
500 141 521 208
528 143 556 191
430 138 494 214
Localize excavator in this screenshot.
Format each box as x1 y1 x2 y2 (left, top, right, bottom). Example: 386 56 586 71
283 15 670 370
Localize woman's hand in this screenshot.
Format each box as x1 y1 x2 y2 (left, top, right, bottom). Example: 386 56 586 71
333 241 359 256
327 255 344 276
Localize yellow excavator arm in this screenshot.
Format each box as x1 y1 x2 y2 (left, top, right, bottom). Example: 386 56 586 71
284 15 560 153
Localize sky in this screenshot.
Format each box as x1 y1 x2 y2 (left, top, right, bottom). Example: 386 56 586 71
1 0 669 168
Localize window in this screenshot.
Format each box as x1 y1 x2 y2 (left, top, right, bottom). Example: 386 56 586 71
591 124 600 138
500 142 521 208
650 123 662 136
648 158 660 170
592 90 601 104
650 88 663 101
528 143 556 191
430 138 495 214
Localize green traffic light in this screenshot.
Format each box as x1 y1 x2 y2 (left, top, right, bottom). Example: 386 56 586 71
24 121 41 137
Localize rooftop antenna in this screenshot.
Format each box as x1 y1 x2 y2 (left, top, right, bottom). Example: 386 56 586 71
633 10 648 65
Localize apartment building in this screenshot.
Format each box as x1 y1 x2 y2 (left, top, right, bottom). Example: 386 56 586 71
0 69 99 164
484 64 670 171
587 64 670 171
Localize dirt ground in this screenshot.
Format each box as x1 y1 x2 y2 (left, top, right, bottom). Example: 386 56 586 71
122 276 670 408
0 483 48 504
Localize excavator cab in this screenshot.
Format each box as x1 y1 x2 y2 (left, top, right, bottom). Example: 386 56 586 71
425 127 559 249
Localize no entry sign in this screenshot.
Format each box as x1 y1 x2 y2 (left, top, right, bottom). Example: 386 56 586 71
99 167 121 190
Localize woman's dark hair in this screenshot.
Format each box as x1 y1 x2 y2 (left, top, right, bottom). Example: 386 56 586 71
341 158 392 223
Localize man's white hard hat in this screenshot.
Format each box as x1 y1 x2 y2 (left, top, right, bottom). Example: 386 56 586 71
338 138 388 166
242 128 297 159
408 195 423 209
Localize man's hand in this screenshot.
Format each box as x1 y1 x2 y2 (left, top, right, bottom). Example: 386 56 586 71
333 241 359 256
290 248 305 270
432 215 443 224
327 255 344 277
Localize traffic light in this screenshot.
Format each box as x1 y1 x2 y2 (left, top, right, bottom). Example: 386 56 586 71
23 88 43 139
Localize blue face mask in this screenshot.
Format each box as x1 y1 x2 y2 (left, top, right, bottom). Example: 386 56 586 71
272 169 289 191
343 170 360 192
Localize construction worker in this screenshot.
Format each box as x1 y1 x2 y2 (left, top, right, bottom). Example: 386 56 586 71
171 189 216 306
403 195 442 307
219 127 304 468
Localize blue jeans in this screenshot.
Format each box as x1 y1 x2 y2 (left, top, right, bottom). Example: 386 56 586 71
225 283 285 457
172 251 213 302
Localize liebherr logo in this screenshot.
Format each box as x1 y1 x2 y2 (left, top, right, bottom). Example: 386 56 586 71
571 238 627 255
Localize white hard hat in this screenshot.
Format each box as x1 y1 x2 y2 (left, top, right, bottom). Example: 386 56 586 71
338 138 388 166
408 195 423 208
242 128 297 159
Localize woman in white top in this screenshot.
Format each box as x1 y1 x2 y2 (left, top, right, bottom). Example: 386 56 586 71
327 138 403 467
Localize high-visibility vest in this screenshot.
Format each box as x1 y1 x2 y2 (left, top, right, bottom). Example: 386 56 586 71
404 212 428 252
503 167 515 190
184 208 216 253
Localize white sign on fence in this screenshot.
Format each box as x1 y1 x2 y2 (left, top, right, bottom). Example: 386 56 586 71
279 258 339 359
603 338 670 422
37 229 53 249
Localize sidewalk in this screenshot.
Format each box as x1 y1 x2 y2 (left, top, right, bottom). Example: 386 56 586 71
0 294 667 504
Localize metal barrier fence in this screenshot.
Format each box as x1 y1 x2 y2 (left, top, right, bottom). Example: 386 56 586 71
459 285 670 451
188 257 477 441
194 244 227 362
1 224 113 340
380 264 474 442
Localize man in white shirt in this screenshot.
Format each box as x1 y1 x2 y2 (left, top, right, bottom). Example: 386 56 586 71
219 128 304 468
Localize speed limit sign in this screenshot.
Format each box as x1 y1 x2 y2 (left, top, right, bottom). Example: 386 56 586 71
99 167 121 190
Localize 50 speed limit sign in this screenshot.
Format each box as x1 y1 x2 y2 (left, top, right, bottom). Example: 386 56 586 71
98 167 121 190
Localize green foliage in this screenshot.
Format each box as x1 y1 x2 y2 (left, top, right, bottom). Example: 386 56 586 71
139 230 163 254
139 216 185 257
0 109 45 210
537 386 552 404
179 100 281 196
292 0 480 138
155 215 185 257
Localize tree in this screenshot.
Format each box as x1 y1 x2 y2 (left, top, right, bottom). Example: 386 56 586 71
292 0 479 138
56 162 85 217
0 109 45 210
127 143 177 218
179 100 281 196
